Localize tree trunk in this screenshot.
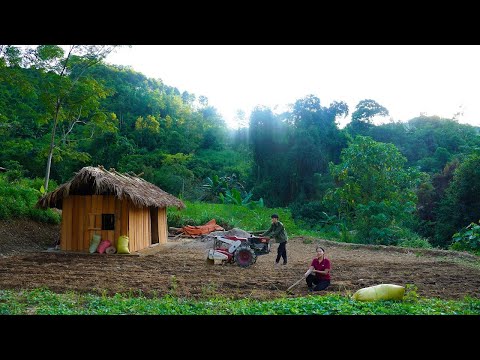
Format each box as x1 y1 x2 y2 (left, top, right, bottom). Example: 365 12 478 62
44 148 54 191
44 99 61 191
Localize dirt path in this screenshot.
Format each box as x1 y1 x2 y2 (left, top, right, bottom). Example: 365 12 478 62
0 228 479 300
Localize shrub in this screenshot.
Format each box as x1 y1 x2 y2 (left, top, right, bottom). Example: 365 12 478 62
450 221 480 254
0 174 60 224
398 236 432 249
289 200 335 231
353 200 416 245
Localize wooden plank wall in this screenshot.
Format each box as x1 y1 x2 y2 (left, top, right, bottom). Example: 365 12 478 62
105 195 115 245
60 195 166 253
120 199 129 244
158 207 168 245
92 195 102 246
83 196 92 250
114 198 122 248
128 206 136 252
128 205 151 252
71 196 79 251
61 195 131 252
61 197 73 251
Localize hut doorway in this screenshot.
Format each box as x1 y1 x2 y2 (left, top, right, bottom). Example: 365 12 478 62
150 207 159 244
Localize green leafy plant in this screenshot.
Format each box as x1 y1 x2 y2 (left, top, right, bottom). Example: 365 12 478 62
398 236 432 249
339 221 353 243
201 282 218 297
1 288 480 315
403 284 420 303
168 275 178 296
450 220 480 254
0 174 60 223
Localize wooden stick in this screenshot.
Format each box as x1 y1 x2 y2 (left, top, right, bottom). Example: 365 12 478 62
286 276 305 292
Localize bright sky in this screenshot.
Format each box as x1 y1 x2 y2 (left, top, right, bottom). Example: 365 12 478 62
106 45 480 129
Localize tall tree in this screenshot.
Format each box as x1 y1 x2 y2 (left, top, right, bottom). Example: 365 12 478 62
286 95 348 201
329 136 421 244
348 99 389 134
26 45 116 190
435 152 480 247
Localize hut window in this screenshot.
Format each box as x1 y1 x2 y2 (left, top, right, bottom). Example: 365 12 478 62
102 214 115 230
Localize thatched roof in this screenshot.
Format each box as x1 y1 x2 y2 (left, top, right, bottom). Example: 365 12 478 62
37 166 185 210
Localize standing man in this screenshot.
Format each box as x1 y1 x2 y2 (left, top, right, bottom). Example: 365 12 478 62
262 214 288 266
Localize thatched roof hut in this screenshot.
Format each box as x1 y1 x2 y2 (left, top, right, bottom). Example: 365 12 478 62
37 166 185 210
37 166 185 253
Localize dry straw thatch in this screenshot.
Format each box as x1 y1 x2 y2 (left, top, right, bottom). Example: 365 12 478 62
37 166 185 210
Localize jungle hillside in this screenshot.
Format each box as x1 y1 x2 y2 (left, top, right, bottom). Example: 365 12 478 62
2 45 479 253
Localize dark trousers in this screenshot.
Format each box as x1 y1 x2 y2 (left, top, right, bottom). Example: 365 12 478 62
306 274 330 291
276 241 287 264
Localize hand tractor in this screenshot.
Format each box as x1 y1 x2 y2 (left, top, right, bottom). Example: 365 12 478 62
207 235 271 267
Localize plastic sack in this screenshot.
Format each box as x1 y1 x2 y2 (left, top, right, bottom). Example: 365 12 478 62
105 246 117 254
89 234 101 253
97 240 111 254
117 235 130 254
352 284 405 301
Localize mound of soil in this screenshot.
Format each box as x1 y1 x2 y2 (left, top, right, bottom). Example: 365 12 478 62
0 219 60 257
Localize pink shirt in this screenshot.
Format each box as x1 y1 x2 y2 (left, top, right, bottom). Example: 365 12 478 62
311 258 331 280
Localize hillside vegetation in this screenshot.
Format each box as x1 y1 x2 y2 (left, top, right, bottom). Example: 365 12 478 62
1 45 480 254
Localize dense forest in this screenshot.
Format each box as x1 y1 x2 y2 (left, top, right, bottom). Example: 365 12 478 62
1 45 480 251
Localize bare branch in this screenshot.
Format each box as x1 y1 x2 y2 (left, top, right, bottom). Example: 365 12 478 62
61 105 85 142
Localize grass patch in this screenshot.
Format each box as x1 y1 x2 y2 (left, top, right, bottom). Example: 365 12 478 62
168 200 301 235
436 256 480 271
1 289 479 315
0 174 60 224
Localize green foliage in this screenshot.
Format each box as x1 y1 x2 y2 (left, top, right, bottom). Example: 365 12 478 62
4 168 25 183
0 174 60 223
289 200 340 233
201 174 237 201
200 173 263 208
397 236 433 249
168 275 179 296
248 98 348 207
339 222 353 243
0 45 23 67
450 220 480 254
403 284 420 303
436 152 480 248
353 201 418 245
348 99 389 134
351 99 389 124
2 46 479 253
367 116 480 173
330 136 421 245
1 288 479 315
331 136 419 208
190 149 252 181
168 200 299 234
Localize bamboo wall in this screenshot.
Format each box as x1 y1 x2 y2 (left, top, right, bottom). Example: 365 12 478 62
158 207 168 245
127 205 151 252
60 195 168 252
